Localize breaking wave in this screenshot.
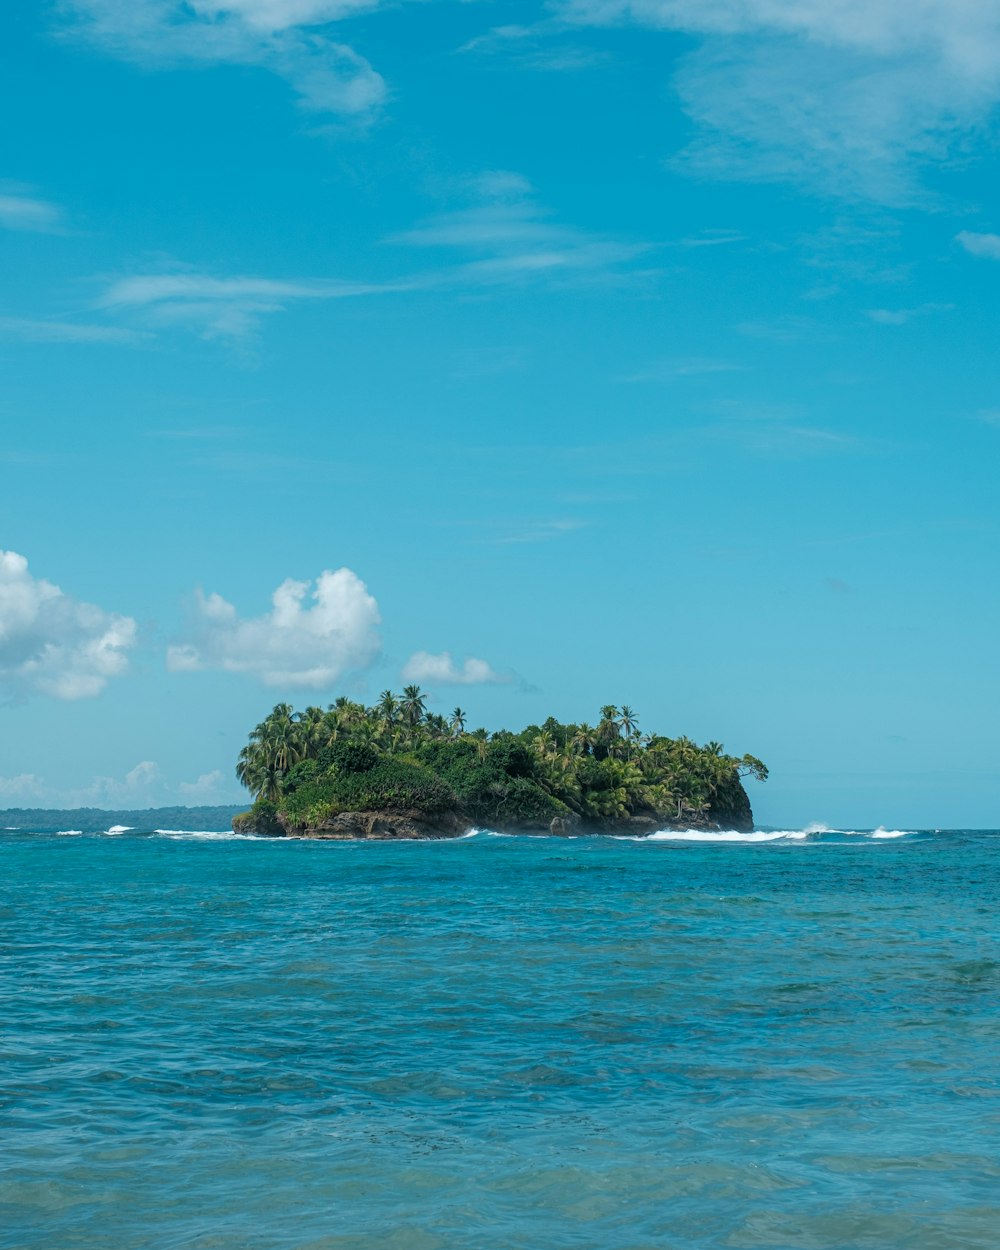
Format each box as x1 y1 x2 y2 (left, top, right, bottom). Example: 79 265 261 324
154 829 258 840
470 825 921 843
632 826 919 843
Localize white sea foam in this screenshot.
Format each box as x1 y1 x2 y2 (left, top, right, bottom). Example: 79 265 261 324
105 825 133 835
154 829 257 840
641 829 809 843
871 827 913 838
56 829 84 836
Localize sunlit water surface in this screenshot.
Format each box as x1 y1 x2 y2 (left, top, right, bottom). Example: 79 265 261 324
3 826 1000 1250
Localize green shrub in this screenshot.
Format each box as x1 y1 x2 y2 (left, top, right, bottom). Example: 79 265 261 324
280 758 456 824
328 739 379 773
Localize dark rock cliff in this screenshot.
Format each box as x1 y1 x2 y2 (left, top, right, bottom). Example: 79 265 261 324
235 777 754 840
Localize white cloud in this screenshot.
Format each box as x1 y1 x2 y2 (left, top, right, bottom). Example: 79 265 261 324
0 191 63 232
0 550 137 701
168 567 381 688
560 0 1000 203
390 175 648 284
458 23 606 71
0 316 147 344
401 650 509 685
99 270 414 340
60 0 385 119
0 773 47 803
623 356 744 381
866 303 952 325
83 761 162 805
178 769 239 802
956 230 1000 259
0 762 245 808
94 178 645 343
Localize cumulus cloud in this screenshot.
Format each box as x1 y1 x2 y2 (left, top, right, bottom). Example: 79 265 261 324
401 650 509 686
178 768 238 802
168 567 381 688
0 550 137 701
59 0 385 120
0 761 244 808
0 773 47 803
559 0 1000 203
0 190 64 232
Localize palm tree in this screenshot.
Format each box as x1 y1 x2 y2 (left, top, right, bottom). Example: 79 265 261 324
470 726 490 761
375 690 399 743
450 707 467 736
619 705 638 760
597 705 622 758
401 685 427 727
571 723 596 756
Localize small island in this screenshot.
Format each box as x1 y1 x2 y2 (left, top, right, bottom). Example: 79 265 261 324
233 689 767 839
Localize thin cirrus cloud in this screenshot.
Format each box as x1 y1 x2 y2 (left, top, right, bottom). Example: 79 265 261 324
92 177 646 342
388 172 649 283
0 549 137 701
167 567 382 689
99 271 417 341
0 316 148 344
557 0 1000 203
401 651 509 686
0 190 64 233
457 22 607 72
866 303 953 326
58 0 386 120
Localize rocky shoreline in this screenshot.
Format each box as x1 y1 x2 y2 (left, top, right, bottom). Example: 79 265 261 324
236 802 753 840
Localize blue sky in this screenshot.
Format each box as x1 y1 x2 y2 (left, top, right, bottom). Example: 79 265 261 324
1 0 999 826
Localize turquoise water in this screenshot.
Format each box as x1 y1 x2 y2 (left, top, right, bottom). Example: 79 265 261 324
3 826 999 1250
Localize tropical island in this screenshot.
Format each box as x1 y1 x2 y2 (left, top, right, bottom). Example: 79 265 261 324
233 689 767 839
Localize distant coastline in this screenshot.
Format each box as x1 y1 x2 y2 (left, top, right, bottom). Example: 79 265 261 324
0 806 245 834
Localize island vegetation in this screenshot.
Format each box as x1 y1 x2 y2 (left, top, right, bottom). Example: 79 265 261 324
233 690 767 838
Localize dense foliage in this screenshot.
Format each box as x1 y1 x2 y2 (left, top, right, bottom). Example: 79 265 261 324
235 691 767 832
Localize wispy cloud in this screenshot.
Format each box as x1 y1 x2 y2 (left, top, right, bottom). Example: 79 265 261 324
624 356 744 381
91 176 649 343
495 518 587 544
559 0 1000 204
389 173 649 286
0 189 64 233
956 230 1000 259
675 229 744 248
59 0 386 121
458 22 607 71
737 315 826 344
99 270 416 340
866 303 953 326
0 316 148 344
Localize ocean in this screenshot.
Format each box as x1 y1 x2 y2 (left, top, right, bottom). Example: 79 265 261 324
3 826 999 1249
